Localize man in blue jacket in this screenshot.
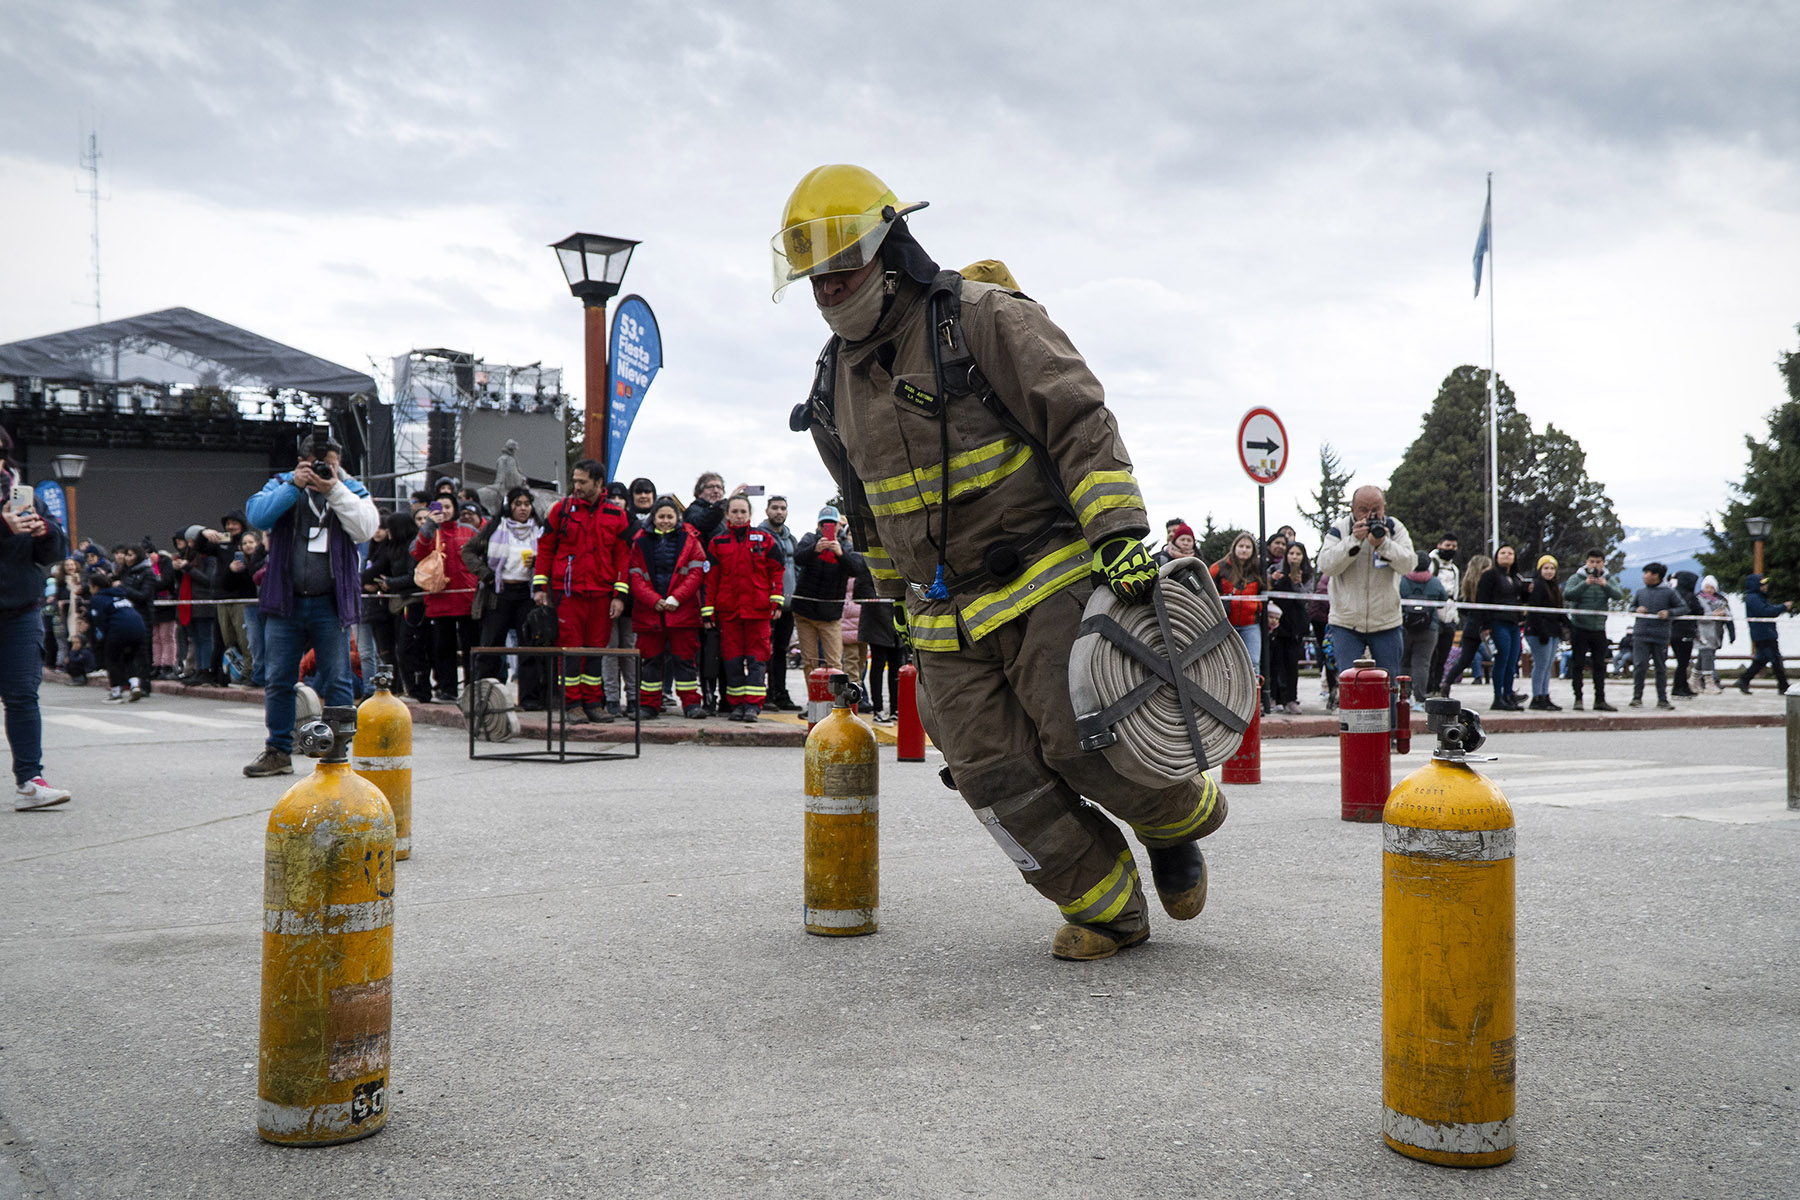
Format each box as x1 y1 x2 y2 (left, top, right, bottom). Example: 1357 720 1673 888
241 431 380 777
1736 573 1791 694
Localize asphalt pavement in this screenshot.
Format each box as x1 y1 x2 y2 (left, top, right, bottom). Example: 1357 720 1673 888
1 685 1795 1198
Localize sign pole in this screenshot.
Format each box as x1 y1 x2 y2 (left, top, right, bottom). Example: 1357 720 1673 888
1258 483 1269 714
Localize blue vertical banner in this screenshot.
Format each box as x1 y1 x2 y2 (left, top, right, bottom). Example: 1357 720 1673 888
33 481 68 529
606 295 663 480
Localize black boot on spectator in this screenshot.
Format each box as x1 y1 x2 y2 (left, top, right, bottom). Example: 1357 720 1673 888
684 704 707 719
638 705 660 720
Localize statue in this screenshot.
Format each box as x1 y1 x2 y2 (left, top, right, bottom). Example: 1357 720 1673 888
477 439 528 514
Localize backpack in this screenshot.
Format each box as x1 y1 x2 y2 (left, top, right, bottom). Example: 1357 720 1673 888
1402 583 1434 630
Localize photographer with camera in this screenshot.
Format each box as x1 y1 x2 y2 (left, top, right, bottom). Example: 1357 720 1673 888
1562 549 1626 711
241 428 379 777
1317 486 1415 697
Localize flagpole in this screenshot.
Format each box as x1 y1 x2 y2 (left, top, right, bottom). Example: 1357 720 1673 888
1487 173 1499 555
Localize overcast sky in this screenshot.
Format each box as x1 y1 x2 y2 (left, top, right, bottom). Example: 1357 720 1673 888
3 0 1796 544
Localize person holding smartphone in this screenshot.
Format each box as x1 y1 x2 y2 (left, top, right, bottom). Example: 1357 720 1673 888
0 426 72 809
1562 549 1626 711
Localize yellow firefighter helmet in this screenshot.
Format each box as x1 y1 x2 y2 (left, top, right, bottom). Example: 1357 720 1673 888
771 164 927 301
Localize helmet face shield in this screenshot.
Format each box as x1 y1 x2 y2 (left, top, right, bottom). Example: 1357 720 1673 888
770 211 893 301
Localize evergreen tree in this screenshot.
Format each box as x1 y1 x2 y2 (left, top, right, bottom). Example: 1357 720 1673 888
1699 324 1800 598
1387 365 1619 566
1196 514 1235 565
1294 442 1353 540
1512 423 1625 571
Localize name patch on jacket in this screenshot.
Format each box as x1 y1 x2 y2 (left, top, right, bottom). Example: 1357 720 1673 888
893 379 941 414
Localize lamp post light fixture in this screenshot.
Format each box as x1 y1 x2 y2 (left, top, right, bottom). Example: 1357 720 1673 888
551 233 640 475
1747 515 1773 576
50 453 88 544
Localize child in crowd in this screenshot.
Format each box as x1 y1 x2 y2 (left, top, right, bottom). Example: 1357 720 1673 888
86 569 148 702
627 496 708 719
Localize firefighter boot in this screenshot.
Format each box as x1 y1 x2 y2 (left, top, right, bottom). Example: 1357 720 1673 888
1052 919 1150 961
1146 842 1209 920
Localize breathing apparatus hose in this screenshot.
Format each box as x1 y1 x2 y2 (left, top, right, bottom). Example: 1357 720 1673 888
1069 560 1259 789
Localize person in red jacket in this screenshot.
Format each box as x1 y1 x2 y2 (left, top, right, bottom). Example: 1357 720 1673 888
627 497 708 719
532 459 630 724
1210 531 1272 670
410 496 478 702
702 495 783 722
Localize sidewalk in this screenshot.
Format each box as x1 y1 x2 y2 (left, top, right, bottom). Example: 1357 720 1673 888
99 666 1790 749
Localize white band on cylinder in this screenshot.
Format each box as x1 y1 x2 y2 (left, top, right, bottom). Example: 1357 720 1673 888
257 1097 358 1137
353 755 412 772
264 898 394 936
1384 1106 1514 1154
805 793 878 815
395 837 411 854
1384 823 1515 862
804 906 877 929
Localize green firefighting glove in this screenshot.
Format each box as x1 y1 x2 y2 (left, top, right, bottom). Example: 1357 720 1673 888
1094 536 1157 604
893 598 910 647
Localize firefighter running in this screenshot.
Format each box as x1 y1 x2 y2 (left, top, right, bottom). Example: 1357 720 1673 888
532 458 631 724
774 164 1228 960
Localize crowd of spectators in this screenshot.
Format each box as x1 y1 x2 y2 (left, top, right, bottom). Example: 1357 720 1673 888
41 466 1792 749
1147 485 1785 717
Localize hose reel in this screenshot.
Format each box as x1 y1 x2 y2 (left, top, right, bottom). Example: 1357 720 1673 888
1068 560 1258 788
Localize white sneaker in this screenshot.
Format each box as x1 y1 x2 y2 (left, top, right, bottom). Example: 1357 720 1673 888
15 778 71 810
105 688 126 703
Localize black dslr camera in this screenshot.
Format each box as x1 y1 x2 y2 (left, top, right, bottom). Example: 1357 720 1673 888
307 424 334 479
1364 516 1389 540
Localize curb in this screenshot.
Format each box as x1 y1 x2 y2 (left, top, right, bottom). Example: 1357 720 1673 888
48 673 1786 748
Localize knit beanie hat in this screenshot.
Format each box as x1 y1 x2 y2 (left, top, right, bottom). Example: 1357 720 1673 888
1537 554 1558 571
1169 522 1195 542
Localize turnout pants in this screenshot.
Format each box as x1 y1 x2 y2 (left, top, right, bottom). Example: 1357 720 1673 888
913 579 1226 935
718 617 771 711
555 593 612 704
637 627 700 710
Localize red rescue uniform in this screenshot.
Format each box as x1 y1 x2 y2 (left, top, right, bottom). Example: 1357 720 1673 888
534 495 631 704
627 524 707 711
703 523 783 712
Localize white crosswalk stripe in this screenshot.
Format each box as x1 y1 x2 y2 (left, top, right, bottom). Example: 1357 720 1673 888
42 712 157 735
124 710 259 730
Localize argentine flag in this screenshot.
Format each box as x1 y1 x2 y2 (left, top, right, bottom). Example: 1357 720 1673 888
1472 180 1492 298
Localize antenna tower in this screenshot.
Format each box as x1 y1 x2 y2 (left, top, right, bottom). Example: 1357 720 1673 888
78 129 102 326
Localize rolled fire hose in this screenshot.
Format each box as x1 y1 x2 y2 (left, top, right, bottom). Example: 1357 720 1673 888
1068 559 1258 789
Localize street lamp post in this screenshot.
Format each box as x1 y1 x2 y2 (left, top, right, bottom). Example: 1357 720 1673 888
1747 516 1773 577
50 453 87 544
551 233 640 480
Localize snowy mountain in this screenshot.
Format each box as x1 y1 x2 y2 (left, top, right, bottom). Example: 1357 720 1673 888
1616 525 1709 582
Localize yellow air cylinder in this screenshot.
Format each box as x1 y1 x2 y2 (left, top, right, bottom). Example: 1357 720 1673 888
354 671 414 860
258 705 397 1147
803 673 878 936
1381 698 1515 1167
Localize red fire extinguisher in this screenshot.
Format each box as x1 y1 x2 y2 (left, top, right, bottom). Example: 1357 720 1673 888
1339 653 1392 822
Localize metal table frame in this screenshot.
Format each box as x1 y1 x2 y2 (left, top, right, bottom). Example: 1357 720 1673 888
465 646 641 763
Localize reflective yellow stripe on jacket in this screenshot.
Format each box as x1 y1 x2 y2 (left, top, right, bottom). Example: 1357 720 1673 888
863 544 902 582
1069 469 1145 529
864 436 1032 517
1059 850 1139 924
909 612 959 653
957 537 1092 641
